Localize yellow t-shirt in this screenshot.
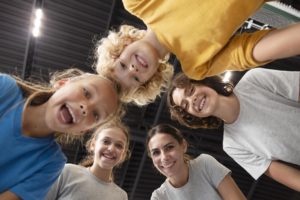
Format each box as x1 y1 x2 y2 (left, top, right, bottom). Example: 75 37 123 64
123 0 271 80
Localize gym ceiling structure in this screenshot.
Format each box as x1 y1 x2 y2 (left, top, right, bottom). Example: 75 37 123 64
0 0 300 199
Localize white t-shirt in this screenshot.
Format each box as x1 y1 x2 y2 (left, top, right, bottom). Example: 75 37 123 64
151 154 230 200
224 68 300 179
45 164 128 200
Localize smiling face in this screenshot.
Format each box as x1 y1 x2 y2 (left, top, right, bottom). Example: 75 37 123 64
92 127 127 170
171 83 220 118
45 75 118 135
113 40 160 89
148 133 187 179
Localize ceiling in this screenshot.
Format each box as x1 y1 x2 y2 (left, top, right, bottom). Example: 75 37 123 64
0 0 300 199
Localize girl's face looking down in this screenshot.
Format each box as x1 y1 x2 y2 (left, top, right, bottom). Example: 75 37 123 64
113 40 160 89
92 127 127 170
171 83 219 118
148 133 187 179
45 75 118 134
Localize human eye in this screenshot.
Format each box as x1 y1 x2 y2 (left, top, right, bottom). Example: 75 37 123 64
165 144 174 152
133 76 140 83
151 150 160 157
83 88 91 99
102 139 111 145
93 111 100 122
185 85 195 97
116 143 124 150
120 62 126 69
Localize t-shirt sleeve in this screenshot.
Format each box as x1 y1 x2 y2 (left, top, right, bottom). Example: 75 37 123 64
195 154 231 188
151 191 160 200
10 157 65 200
223 144 272 180
241 68 300 101
204 30 272 78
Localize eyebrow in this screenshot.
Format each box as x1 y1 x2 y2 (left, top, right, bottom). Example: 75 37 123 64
150 142 174 153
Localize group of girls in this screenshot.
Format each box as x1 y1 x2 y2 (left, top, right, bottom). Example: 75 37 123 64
1 0 300 199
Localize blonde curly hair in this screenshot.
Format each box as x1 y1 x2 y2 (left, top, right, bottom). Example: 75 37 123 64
93 25 174 106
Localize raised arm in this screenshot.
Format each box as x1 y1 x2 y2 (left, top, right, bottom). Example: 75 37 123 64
253 23 300 63
0 191 21 200
265 160 300 191
218 174 247 200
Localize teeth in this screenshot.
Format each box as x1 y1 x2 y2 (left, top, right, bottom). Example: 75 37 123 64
162 162 174 169
136 55 147 67
199 97 206 111
65 104 76 123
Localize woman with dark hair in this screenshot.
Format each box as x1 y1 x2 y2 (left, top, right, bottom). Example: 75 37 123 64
167 68 300 191
147 124 246 200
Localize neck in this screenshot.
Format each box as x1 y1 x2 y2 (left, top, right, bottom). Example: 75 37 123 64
214 94 240 124
89 164 112 182
168 162 189 188
144 28 169 59
22 102 53 138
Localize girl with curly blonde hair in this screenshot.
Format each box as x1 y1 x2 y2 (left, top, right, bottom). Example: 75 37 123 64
94 25 174 106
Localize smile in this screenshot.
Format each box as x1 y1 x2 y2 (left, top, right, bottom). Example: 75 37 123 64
195 96 206 112
135 54 148 68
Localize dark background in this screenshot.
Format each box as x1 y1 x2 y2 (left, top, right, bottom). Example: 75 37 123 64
0 0 300 199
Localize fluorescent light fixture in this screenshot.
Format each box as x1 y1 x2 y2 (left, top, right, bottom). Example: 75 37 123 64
223 71 232 82
32 8 43 37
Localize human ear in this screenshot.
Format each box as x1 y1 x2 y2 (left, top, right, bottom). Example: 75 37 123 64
182 139 188 153
53 79 70 89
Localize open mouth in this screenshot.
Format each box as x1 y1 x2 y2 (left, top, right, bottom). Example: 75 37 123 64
59 104 75 124
196 96 206 112
135 54 148 69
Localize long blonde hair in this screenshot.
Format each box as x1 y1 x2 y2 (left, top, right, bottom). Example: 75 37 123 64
93 25 174 106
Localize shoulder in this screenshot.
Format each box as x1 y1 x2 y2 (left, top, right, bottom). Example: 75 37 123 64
151 181 168 199
0 73 18 92
62 164 85 174
111 183 128 198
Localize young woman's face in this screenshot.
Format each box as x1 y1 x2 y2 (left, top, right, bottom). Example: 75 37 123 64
45 75 118 134
113 40 160 89
172 83 219 118
148 133 187 179
92 127 127 170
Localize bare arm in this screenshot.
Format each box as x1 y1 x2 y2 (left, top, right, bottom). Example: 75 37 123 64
217 174 246 200
0 191 21 200
253 23 300 62
265 160 300 191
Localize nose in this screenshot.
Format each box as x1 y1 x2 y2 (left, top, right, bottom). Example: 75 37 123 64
129 64 138 72
108 144 116 152
80 104 87 116
161 151 169 161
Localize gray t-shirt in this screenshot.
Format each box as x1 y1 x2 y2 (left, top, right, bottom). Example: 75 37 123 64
151 154 230 200
45 164 128 200
224 68 300 180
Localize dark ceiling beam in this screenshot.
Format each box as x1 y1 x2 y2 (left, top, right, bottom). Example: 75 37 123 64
105 0 117 31
22 0 44 80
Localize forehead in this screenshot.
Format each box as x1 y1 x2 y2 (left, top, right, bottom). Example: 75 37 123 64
98 127 127 143
172 87 185 106
148 133 178 150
